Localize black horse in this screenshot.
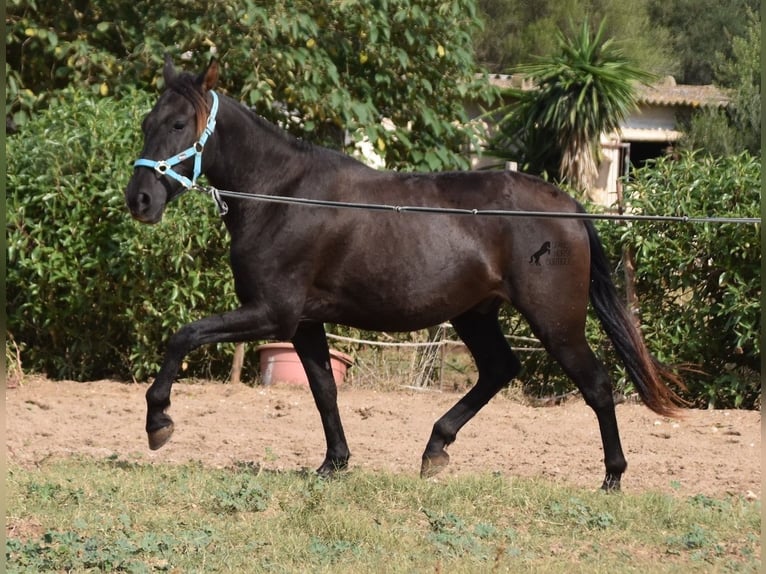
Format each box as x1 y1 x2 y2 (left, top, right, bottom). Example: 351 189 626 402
125 57 684 490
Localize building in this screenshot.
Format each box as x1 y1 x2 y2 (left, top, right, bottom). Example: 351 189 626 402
478 75 730 207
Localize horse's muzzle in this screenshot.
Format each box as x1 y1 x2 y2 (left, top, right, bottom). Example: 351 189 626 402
126 192 160 224
125 179 168 224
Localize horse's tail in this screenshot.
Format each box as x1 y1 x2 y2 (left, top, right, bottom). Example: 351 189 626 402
585 219 686 417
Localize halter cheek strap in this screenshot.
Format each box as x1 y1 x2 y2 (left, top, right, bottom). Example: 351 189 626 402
134 90 220 193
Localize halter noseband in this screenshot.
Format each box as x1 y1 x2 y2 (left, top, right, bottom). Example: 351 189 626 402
134 90 219 193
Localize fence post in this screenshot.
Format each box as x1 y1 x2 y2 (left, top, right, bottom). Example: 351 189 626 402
230 342 245 384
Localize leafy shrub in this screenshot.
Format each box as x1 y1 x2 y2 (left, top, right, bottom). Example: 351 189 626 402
7 88 244 381
6 0 492 171
614 152 760 408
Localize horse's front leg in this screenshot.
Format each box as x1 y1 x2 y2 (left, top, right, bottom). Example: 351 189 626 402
291 321 350 476
421 309 520 478
145 306 277 450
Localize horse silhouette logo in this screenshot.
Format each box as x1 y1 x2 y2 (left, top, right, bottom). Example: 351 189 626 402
529 241 551 265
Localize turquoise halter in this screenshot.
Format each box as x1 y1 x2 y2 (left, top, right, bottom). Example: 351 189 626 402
133 91 219 191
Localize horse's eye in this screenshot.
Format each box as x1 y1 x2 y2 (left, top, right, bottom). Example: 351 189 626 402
173 120 186 131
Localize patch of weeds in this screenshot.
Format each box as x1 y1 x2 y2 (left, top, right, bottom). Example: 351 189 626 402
6 522 216 573
25 481 63 502
232 460 263 473
6 530 171 573
668 524 711 550
102 453 143 471
212 473 270 513
422 509 509 560
298 474 331 512
308 537 360 565
539 497 615 530
264 447 279 463
665 524 729 564
26 481 84 505
473 522 498 540
687 493 736 515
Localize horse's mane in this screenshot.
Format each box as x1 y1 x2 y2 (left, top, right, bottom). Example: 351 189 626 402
167 72 211 137
246 110 317 153
169 72 351 162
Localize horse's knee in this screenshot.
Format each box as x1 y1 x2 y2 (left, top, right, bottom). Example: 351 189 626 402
166 324 196 358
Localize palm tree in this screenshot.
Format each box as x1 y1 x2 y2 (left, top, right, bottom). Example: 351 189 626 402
490 19 655 194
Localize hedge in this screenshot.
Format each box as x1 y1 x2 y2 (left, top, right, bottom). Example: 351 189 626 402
7 88 243 381
607 152 760 408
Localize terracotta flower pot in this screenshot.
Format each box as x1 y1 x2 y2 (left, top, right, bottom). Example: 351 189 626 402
255 342 353 386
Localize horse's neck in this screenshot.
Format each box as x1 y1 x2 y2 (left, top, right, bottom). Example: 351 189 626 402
208 98 311 195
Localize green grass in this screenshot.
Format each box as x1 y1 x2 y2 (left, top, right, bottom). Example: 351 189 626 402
6 457 761 573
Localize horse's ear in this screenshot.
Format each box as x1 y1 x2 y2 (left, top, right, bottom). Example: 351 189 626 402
198 58 219 92
163 54 177 86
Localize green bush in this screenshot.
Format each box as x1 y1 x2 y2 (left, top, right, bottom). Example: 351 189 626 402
6 0 492 171
614 152 760 408
7 88 244 381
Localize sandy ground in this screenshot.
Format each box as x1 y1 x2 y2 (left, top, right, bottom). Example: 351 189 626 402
6 376 761 498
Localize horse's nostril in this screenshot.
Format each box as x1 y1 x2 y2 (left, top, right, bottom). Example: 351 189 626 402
138 192 151 209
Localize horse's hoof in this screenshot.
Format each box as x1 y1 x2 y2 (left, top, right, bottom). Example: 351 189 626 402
316 457 349 478
420 451 450 478
600 473 622 492
147 423 175 450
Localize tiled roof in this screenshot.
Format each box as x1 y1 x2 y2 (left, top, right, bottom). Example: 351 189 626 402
634 80 730 108
486 74 730 108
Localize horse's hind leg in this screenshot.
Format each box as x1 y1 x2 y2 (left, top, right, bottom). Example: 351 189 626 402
554 340 626 490
520 307 627 491
291 321 350 476
421 306 521 478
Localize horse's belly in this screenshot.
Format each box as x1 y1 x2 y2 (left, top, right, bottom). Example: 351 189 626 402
304 267 503 331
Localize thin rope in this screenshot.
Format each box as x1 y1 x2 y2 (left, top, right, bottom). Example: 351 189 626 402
325 332 544 349
194 184 761 225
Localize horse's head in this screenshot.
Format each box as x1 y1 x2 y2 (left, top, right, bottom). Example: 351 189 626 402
125 56 219 223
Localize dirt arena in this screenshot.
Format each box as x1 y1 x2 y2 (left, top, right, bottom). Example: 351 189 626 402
7 376 761 498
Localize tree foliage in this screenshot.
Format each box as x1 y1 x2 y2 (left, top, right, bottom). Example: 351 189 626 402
474 0 677 76
645 0 759 85
6 0 493 171
680 7 761 157
486 20 653 192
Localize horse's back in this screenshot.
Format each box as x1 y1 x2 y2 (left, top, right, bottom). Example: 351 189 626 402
285 168 592 331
